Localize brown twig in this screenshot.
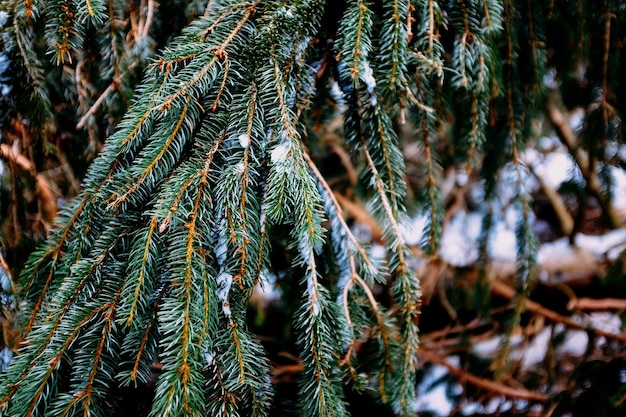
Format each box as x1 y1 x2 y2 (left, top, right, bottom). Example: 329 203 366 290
491 280 626 343
527 163 574 236
141 0 156 39
417 348 549 402
546 101 621 228
0 144 58 223
334 192 382 242
568 297 626 311
76 81 117 130
327 139 358 186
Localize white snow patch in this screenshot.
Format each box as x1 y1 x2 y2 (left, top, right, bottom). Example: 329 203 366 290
586 311 622 335
456 169 469 187
271 141 290 163
413 361 460 416
537 135 562 152
531 152 579 189
238 133 250 148
402 214 427 246
255 271 281 303
606 142 619 159
361 61 376 94
515 328 551 368
521 148 542 167
462 401 483 415
537 238 572 265
483 397 511 414
371 243 386 260
611 166 626 211
569 107 585 133
329 81 346 106
575 229 626 260
216 272 233 318
472 335 503 358
440 211 482 267
488 222 517 262
278 6 294 18
558 329 588 357
0 346 12 371
543 67 559 89
535 233 626 283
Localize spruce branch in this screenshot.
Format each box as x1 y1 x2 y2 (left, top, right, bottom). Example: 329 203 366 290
2 1 626 415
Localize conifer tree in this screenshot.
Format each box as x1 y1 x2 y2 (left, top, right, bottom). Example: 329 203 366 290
0 0 624 416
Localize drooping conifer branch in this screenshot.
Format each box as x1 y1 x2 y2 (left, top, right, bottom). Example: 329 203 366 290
8 0 623 415
490 0 539 377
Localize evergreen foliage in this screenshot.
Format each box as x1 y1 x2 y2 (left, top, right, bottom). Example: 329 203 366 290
0 0 624 416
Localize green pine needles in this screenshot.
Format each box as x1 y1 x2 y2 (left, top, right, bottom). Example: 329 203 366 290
2 0 625 415
1 1 424 416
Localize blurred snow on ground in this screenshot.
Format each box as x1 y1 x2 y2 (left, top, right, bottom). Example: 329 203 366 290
488 221 518 263
568 107 586 132
471 312 621 373
525 149 581 189
537 230 626 283
483 397 513 414
575 229 626 260
611 165 626 212
401 127 626 270
0 11 9 26
0 346 12 371
585 311 622 335
439 211 482 266
413 357 462 416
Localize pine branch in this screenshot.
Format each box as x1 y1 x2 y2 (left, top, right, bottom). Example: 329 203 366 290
3 1 626 415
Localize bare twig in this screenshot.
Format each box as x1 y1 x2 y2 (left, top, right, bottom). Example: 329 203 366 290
568 297 626 311
527 163 574 235
334 192 382 242
0 144 58 223
76 82 117 130
326 136 358 186
417 348 549 402
141 0 156 39
547 102 621 228
491 280 626 343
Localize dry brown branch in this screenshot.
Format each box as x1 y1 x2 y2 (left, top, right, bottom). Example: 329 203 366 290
0 143 33 173
418 258 445 304
529 165 574 235
420 318 486 344
546 102 622 228
271 363 304 378
567 297 626 311
334 192 382 242
141 0 156 39
417 348 549 402
76 82 117 130
327 140 358 186
491 280 626 343
0 144 58 224
546 103 580 161
0 308 21 354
